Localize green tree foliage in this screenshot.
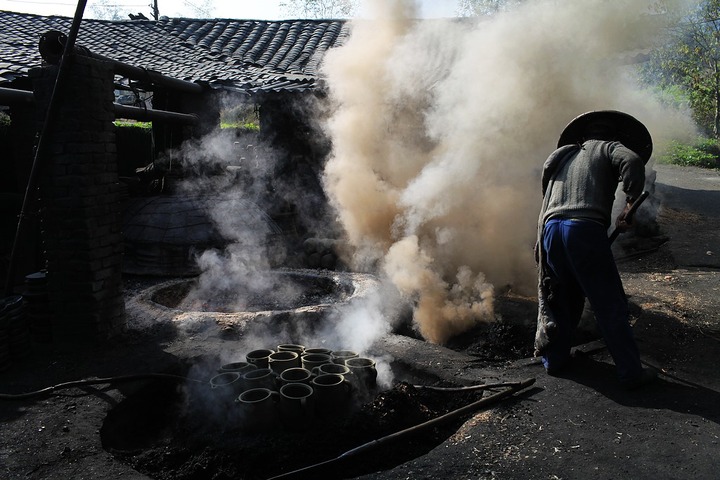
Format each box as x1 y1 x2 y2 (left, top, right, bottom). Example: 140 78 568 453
279 0 358 19
641 0 720 138
658 138 720 167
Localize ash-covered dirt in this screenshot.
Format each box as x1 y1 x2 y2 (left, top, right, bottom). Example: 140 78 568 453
2 165 719 480
3 230 719 480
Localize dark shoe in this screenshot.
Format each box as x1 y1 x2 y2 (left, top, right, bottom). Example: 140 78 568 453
542 348 589 376
542 355 571 376
620 367 658 390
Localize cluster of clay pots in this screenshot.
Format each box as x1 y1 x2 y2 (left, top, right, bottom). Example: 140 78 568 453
208 343 378 431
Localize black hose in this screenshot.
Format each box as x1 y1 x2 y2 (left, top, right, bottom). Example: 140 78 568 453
0 373 204 401
265 377 536 480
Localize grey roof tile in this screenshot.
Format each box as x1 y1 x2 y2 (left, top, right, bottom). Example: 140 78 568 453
0 10 349 94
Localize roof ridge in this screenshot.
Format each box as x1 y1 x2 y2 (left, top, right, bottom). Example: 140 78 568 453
0 10 350 94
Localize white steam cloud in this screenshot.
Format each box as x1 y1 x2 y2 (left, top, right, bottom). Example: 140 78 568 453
321 0 697 344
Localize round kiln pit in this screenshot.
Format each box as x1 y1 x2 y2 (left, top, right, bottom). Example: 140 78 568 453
115 269 496 478
154 269 354 312
125 269 380 334
117 273 544 478
100 357 486 480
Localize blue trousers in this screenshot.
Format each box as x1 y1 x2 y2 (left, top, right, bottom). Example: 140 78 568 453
542 218 643 381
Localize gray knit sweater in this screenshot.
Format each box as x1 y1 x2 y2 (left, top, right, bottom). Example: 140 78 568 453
541 139 645 228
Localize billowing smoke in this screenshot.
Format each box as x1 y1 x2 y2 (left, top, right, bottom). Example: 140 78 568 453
321 0 696 344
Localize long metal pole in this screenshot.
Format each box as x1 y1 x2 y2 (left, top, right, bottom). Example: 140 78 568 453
0 87 198 124
4 0 88 295
266 378 537 480
0 87 34 104
113 104 199 124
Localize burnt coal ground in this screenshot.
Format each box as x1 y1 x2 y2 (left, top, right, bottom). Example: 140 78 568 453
96 288 573 480
100 373 487 480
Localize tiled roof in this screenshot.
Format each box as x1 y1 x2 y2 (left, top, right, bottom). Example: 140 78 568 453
0 10 350 94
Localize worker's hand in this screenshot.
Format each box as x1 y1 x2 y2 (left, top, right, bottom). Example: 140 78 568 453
614 202 634 233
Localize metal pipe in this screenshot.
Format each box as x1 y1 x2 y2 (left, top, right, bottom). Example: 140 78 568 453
0 87 34 104
113 103 199 124
412 380 531 392
39 30 204 94
0 87 197 124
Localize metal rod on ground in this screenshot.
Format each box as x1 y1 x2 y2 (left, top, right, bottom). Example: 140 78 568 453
412 380 530 392
265 377 536 480
3 0 88 296
608 190 649 243
640 359 704 389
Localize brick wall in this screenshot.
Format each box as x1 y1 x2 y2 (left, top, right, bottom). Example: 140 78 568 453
31 55 125 347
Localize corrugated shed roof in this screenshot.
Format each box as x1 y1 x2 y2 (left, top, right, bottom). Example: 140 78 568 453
0 10 350 94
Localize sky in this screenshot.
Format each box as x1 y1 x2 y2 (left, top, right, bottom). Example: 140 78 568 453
0 0 460 19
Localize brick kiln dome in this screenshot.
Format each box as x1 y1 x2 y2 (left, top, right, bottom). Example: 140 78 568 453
122 193 281 276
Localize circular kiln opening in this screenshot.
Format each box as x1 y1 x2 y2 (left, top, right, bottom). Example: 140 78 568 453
147 269 359 313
